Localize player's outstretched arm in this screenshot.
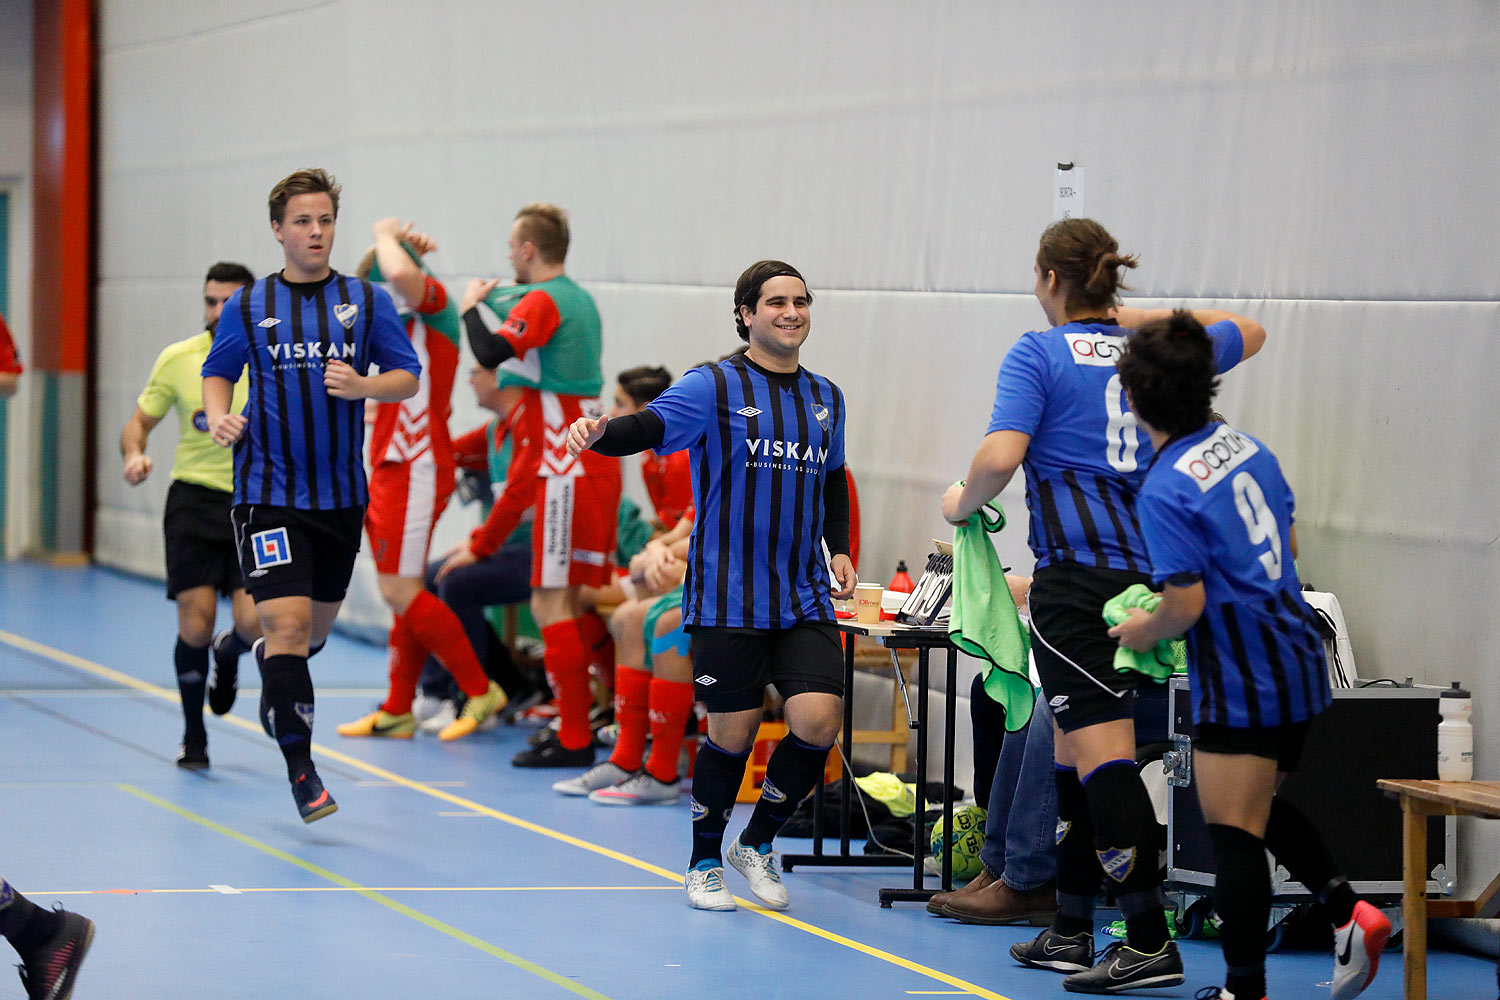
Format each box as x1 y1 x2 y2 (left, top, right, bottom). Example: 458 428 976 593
1113 305 1266 361
566 414 608 456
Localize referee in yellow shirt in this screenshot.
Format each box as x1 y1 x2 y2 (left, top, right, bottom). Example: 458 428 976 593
121 262 263 769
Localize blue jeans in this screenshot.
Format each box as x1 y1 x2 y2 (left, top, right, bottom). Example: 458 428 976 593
979 691 1058 891
978 680 1173 891
417 541 532 700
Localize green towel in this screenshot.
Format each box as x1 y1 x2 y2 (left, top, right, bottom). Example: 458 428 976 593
948 492 1034 732
1102 584 1187 681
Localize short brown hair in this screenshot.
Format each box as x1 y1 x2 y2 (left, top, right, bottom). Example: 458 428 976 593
733 260 811 342
268 168 342 225
514 203 570 263
1035 218 1138 315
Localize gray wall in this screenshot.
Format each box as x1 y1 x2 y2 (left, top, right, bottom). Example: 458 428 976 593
88 1 1500 925
0 0 36 555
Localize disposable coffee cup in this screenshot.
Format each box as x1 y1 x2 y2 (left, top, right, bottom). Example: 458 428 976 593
854 583 884 624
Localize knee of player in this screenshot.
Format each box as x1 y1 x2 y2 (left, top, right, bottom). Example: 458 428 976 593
375 573 422 614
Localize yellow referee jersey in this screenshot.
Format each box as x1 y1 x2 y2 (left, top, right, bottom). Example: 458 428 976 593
136 330 249 494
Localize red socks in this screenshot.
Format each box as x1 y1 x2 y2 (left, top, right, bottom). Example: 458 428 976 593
541 619 594 751
608 665 652 771
404 590 492 699
380 616 427 716
576 611 615 681
645 678 696 783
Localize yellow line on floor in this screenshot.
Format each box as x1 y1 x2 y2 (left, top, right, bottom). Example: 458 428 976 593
117 784 616 1000
1 628 1013 1000
33 885 684 896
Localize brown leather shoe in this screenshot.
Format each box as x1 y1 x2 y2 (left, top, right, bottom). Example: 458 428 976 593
945 879 1058 925
924 865 998 915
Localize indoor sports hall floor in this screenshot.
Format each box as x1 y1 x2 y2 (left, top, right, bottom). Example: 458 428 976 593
1 563 1491 1000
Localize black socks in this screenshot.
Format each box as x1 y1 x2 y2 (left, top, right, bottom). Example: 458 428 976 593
1083 758 1169 953
1208 822 1270 1000
1053 764 1102 937
689 739 750 867
1264 796 1356 926
0 882 60 954
261 653 315 778
174 638 208 743
741 735 832 849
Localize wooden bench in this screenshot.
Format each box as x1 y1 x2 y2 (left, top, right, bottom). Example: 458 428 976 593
1376 779 1500 1000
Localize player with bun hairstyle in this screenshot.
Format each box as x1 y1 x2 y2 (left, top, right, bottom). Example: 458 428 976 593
943 219 1264 992
1110 311 1390 1000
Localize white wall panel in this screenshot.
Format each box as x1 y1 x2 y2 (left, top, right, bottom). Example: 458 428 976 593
90 0 1500 907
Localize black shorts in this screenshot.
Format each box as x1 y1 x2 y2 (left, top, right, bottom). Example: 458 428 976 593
1194 720 1312 772
688 622 844 714
163 480 241 599
231 503 364 604
1029 562 1155 733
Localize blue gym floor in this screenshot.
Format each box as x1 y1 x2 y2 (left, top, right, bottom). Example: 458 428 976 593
0 563 1490 999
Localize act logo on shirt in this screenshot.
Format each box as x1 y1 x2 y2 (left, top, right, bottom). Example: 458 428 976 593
1064 332 1127 367
1171 425 1260 493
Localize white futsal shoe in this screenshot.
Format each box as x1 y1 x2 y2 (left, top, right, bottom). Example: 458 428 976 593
684 860 737 911
726 835 789 910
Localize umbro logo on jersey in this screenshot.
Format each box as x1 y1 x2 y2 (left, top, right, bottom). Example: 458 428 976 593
258 317 281 328
736 406 762 418
334 303 359 329
695 675 717 686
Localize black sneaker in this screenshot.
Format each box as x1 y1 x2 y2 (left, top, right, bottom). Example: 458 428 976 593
512 733 595 768
176 739 209 770
1062 940 1184 994
1011 927 1094 974
16 908 94 1000
207 630 240 716
290 766 338 823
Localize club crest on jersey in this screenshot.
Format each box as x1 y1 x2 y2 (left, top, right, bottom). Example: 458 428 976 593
192 409 209 433
1097 846 1137 883
334 302 359 329
251 527 292 570
1172 425 1260 493
258 317 281 328
813 405 830 431
1064 331 1127 367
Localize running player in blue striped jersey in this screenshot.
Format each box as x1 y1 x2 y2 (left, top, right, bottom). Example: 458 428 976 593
1110 312 1389 1000
943 219 1265 993
568 261 858 911
203 168 421 823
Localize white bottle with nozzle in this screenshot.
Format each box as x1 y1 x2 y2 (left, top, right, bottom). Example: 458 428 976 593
1437 682 1473 782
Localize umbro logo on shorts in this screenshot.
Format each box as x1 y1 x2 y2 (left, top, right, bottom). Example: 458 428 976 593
251 527 292 570
736 406 762 418
1049 694 1069 711
695 675 717 686
258 317 281 328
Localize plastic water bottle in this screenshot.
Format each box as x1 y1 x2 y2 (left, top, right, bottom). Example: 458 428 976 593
888 561 915 593
1437 682 1474 781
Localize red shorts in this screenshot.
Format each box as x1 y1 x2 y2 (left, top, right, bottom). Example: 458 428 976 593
365 461 454 577
532 454 621 590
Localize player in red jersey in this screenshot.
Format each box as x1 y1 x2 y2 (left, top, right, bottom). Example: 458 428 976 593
338 219 504 743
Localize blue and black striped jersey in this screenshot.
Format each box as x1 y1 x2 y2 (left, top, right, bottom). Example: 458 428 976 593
1137 423 1331 728
202 271 421 510
987 319 1244 573
646 353 845 629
